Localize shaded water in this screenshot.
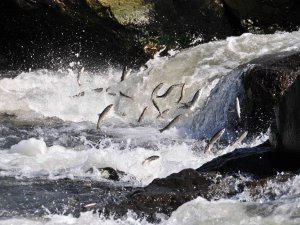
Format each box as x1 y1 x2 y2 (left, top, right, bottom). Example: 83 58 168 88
0 30 300 224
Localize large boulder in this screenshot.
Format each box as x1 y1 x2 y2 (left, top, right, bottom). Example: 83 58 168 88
242 51 300 134
223 0 300 33
276 74 300 153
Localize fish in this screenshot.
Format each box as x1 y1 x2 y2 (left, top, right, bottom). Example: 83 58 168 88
151 83 164 99
93 88 103 93
156 109 170 119
106 87 116 96
236 97 241 121
176 83 185 103
77 66 84 86
204 128 226 153
121 66 132 82
96 104 113 129
137 106 148 123
83 203 97 208
179 89 202 109
157 84 181 98
159 114 182 133
72 91 85 97
142 155 160 165
152 99 161 116
231 131 248 147
120 91 133 99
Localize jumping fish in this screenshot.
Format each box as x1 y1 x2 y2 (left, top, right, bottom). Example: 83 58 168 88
151 83 164 99
179 89 202 109
137 106 148 123
236 97 241 121
176 83 185 103
72 91 85 97
96 104 113 129
77 66 84 86
231 131 248 147
121 66 132 82
93 88 103 93
156 109 170 119
204 128 226 153
159 114 182 133
152 99 161 116
142 155 160 165
106 87 116 96
83 203 97 208
120 91 133 99
157 84 181 98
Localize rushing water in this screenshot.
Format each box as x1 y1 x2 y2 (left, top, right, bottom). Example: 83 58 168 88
0 30 300 224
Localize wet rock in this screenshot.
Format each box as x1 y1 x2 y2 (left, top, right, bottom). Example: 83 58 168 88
100 169 214 222
197 142 300 178
223 0 300 33
242 51 300 134
276 75 300 153
0 0 146 70
148 0 242 48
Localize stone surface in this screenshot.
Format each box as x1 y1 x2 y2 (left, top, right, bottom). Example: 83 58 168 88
277 75 300 153
223 0 300 33
242 51 300 134
197 142 300 177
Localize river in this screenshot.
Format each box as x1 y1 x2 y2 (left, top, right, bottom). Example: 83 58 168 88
0 30 300 224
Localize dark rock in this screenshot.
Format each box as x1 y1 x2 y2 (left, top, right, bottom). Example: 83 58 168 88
242 51 300 134
223 0 300 33
197 142 300 177
276 75 300 153
0 0 146 70
149 0 242 48
100 169 214 222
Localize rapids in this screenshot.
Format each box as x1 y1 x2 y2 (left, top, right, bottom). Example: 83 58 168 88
0 30 300 224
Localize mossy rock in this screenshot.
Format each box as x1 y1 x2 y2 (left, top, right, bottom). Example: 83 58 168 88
98 0 153 25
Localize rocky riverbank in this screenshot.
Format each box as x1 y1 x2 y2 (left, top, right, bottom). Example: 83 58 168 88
1 0 299 70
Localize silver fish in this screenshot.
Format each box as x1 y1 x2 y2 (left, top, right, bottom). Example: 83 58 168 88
231 131 248 147
204 128 226 153
180 89 202 109
157 84 181 98
236 97 241 121
152 99 161 115
120 91 133 99
121 66 132 82
77 66 84 86
159 114 182 133
151 83 164 99
93 88 103 93
96 104 113 129
156 109 170 119
106 87 116 96
83 203 97 208
142 155 160 165
176 83 185 103
72 91 85 97
138 106 148 123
